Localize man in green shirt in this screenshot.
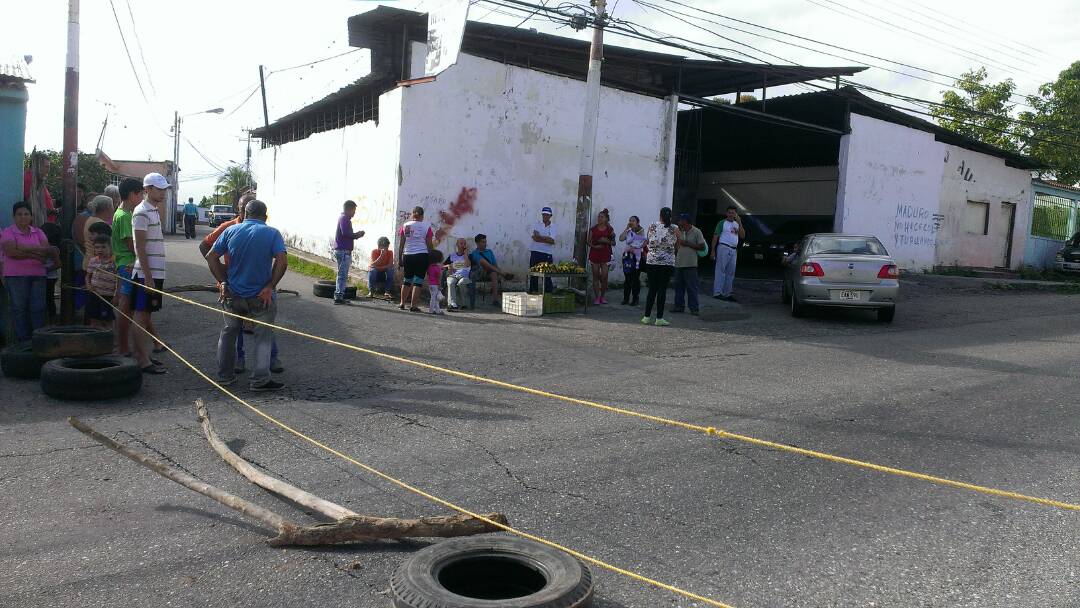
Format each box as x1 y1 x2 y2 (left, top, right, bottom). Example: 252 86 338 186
112 178 142 356
672 212 705 315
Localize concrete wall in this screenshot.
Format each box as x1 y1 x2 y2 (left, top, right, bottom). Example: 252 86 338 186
835 113 944 270
935 143 1031 269
697 166 838 216
253 88 404 269
398 43 676 279
0 85 29 228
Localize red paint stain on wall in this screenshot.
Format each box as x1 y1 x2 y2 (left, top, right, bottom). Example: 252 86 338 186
433 187 478 244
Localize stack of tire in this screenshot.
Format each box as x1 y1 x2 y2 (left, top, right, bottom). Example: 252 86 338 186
313 279 356 300
0 326 142 401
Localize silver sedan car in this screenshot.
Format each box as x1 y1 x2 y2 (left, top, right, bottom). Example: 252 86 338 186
781 234 899 322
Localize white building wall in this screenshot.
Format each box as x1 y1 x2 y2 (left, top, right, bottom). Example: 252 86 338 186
252 88 404 268
397 45 675 280
935 143 1031 269
835 113 945 270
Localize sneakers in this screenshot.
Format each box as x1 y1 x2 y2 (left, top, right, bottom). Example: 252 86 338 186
251 380 286 391
234 359 246 374
333 299 352 306
641 316 653 325
270 359 284 374
655 318 670 327
217 375 237 386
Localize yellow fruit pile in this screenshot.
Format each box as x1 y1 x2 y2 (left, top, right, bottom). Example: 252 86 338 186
530 261 586 274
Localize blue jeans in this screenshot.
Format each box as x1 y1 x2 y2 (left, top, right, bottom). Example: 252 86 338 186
333 250 352 300
528 251 554 293
673 267 700 312
4 276 46 343
218 295 276 387
368 267 393 294
236 331 278 363
713 246 737 297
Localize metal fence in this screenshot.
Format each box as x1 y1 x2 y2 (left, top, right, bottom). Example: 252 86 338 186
1031 192 1077 241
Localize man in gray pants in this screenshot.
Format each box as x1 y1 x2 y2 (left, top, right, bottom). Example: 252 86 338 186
206 199 288 390
710 205 745 301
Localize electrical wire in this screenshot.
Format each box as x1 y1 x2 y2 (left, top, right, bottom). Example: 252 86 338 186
904 0 1064 64
106 0 168 135
269 48 363 74
124 0 156 94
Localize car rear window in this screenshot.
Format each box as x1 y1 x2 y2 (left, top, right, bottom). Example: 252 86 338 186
806 236 888 256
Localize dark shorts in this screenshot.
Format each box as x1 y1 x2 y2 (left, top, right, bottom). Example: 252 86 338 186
402 253 429 285
84 293 116 322
133 278 165 313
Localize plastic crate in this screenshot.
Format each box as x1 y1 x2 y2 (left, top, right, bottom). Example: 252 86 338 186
502 292 544 317
543 292 576 314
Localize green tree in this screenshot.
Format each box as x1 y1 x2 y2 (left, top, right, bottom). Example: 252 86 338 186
214 165 255 207
931 67 1023 153
1020 61 1080 185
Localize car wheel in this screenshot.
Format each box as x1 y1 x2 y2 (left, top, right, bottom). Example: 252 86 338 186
1 343 50 379
313 280 356 299
877 307 895 323
790 287 805 318
40 356 142 401
781 280 791 305
391 536 593 608
33 326 114 359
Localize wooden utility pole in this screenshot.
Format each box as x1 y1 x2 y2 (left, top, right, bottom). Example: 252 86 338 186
169 110 179 234
258 65 270 131
573 0 606 265
59 0 80 324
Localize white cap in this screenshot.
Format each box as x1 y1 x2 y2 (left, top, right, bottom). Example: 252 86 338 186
143 173 171 189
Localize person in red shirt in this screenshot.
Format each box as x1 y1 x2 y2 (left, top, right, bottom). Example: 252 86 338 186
368 237 395 298
23 155 58 224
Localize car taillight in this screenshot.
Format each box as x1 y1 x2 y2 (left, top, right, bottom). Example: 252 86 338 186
800 262 824 277
877 264 899 279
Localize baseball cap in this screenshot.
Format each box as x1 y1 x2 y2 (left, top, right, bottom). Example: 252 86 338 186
677 212 691 221
541 206 553 215
143 173 172 189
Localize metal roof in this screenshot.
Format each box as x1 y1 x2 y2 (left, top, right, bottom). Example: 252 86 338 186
0 55 34 84
348 6 865 98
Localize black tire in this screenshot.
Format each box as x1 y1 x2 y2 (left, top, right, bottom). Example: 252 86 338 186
40 356 142 401
781 280 791 305
391 536 593 608
33 326 114 358
1 343 49 379
877 306 896 323
313 280 355 299
790 288 805 318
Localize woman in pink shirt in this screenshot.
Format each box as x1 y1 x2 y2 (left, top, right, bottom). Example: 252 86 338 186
1 202 60 342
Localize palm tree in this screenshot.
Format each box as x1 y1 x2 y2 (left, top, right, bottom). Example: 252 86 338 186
215 166 254 208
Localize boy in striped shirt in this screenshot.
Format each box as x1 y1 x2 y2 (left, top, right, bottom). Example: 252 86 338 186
131 173 170 374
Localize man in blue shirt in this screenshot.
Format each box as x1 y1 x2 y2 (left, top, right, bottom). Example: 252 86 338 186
207 200 288 390
468 233 510 307
183 197 199 239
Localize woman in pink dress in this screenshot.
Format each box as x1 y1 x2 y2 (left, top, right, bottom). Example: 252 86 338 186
587 209 615 304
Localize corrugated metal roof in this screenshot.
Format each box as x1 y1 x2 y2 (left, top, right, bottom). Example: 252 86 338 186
0 55 35 84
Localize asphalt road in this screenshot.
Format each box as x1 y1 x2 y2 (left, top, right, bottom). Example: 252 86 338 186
3 226 1079 608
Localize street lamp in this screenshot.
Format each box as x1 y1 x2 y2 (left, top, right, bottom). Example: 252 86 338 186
169 107 225 233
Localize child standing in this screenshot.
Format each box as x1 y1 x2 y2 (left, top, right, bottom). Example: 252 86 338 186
426 250 445 315
84 235 118 329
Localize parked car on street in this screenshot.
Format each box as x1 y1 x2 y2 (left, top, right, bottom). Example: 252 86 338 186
207 204 236 228
781 233 899 322
1055 233 1080 273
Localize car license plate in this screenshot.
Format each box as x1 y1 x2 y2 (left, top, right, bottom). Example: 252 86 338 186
839 290 861 301
754 253 764 260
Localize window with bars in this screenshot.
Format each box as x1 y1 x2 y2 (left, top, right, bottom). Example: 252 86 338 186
1031 192 1077 241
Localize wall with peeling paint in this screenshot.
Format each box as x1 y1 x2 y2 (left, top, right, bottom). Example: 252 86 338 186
836 113 944 270
935 143 1031 270
253 88 404 269
397 43 676 280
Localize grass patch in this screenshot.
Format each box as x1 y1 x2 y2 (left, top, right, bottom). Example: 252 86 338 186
286 253 369 295
928 265 978 277
1017 266 1080 283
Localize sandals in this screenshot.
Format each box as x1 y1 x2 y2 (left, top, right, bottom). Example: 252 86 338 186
141 364 166 375
409 306 421 312
398 304 406 310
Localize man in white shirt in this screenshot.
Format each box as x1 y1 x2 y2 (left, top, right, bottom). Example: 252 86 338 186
709 205 745 301
131 172 170 374
529 206 556 293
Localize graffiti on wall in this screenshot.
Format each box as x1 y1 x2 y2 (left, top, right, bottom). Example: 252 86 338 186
893 203 943 249
433 187 478 244
945 150 976 182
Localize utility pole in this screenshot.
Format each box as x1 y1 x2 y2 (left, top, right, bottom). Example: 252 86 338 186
245 131 251 174
169 110 180 234
573 0 606 265
59 0 80 324
258 65 270 131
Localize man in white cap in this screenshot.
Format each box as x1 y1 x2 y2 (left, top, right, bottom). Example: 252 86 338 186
130 172 170 374
529 206 557 293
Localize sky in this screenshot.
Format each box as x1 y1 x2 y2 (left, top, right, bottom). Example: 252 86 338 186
9 0 1079 202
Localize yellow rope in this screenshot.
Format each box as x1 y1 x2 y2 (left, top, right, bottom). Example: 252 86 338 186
90 291 735 608
103 273 1080 513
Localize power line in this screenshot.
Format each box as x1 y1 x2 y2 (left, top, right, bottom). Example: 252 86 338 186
106 0 165 134
269 48 363 74
904 0 1064 64
182 136 227 173
123 0 156 94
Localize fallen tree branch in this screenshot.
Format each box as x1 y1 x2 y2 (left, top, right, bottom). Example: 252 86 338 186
167 284 299 296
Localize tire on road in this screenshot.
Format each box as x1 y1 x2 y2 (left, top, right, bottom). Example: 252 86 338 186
391 536 593 608
40 356 142 401
313 280 355 300
790 289 805 318
1 343 49 379
32 326 114 358
877 306 896 323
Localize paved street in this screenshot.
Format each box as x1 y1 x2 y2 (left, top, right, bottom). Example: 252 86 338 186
3 227 1079 608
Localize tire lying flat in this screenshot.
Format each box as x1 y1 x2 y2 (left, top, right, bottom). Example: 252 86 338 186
313 280 356 300
391 536 593 608
32 326 114 358
40 356 142 401
1 343 50 379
